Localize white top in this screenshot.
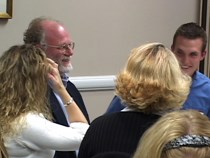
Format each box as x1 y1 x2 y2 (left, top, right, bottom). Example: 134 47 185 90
4 113 89 158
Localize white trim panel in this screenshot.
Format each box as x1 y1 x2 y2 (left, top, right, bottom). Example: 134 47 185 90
70 75 116 91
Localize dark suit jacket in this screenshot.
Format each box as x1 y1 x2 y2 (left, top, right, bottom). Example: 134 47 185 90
50 81 90 158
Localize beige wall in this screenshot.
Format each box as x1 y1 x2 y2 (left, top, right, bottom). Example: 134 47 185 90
0 0 199 121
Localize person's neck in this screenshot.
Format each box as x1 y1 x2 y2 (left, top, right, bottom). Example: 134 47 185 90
60 73 66 78
191 71 197 79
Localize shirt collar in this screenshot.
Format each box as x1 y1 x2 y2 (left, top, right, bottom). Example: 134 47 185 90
61 73 69 88
192 71 198 81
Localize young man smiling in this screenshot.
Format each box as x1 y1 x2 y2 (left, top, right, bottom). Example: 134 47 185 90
171 22 210 116
106 22 210 117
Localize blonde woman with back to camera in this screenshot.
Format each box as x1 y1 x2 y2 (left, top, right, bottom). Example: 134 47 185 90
78 42 191 158
133 110 210 158
0 44 89 158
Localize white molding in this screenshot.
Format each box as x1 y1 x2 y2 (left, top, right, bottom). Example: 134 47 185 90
70 75 116 91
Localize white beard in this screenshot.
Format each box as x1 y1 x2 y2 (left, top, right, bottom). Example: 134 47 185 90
57 56 73 74
58 63 73 74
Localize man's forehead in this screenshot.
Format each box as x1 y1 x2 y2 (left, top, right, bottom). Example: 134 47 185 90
174 37 203 51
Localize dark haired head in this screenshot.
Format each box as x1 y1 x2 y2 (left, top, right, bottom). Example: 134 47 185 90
172 22 207 52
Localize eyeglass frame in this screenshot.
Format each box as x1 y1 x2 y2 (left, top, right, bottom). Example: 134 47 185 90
41 42 75 51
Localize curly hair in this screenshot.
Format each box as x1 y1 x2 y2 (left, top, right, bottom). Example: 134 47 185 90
115 42 191 114
0 44 52 138
133 110 210 158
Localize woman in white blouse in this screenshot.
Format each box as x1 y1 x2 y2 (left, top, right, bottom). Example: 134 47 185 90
0 44 89 158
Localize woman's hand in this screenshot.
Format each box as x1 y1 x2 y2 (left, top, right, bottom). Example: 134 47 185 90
47 59 88 124
47 58 65 94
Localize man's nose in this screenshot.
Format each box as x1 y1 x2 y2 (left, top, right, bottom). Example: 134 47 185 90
64 48 74 56
182 55 190 65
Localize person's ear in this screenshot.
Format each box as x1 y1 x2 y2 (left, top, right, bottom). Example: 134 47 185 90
171 45 174 52
200 50 206 60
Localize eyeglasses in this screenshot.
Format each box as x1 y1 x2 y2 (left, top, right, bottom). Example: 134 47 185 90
43 42 75 51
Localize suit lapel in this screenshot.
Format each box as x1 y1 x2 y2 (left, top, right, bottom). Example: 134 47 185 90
49 89 69 127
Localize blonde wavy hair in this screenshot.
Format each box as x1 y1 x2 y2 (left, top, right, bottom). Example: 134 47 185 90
115 42 191 114
0 44 52 138
133 110 210 158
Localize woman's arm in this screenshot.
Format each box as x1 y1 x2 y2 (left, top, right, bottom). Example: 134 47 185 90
20 113 89 151
47 58 88 124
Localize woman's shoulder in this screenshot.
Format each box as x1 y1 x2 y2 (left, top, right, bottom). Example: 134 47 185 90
24 112 45 121
90 111 159 128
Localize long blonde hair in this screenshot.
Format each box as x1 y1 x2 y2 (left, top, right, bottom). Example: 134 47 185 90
0 44 52 149
133 110 210 158
115 42 191 113
0 137 8 158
